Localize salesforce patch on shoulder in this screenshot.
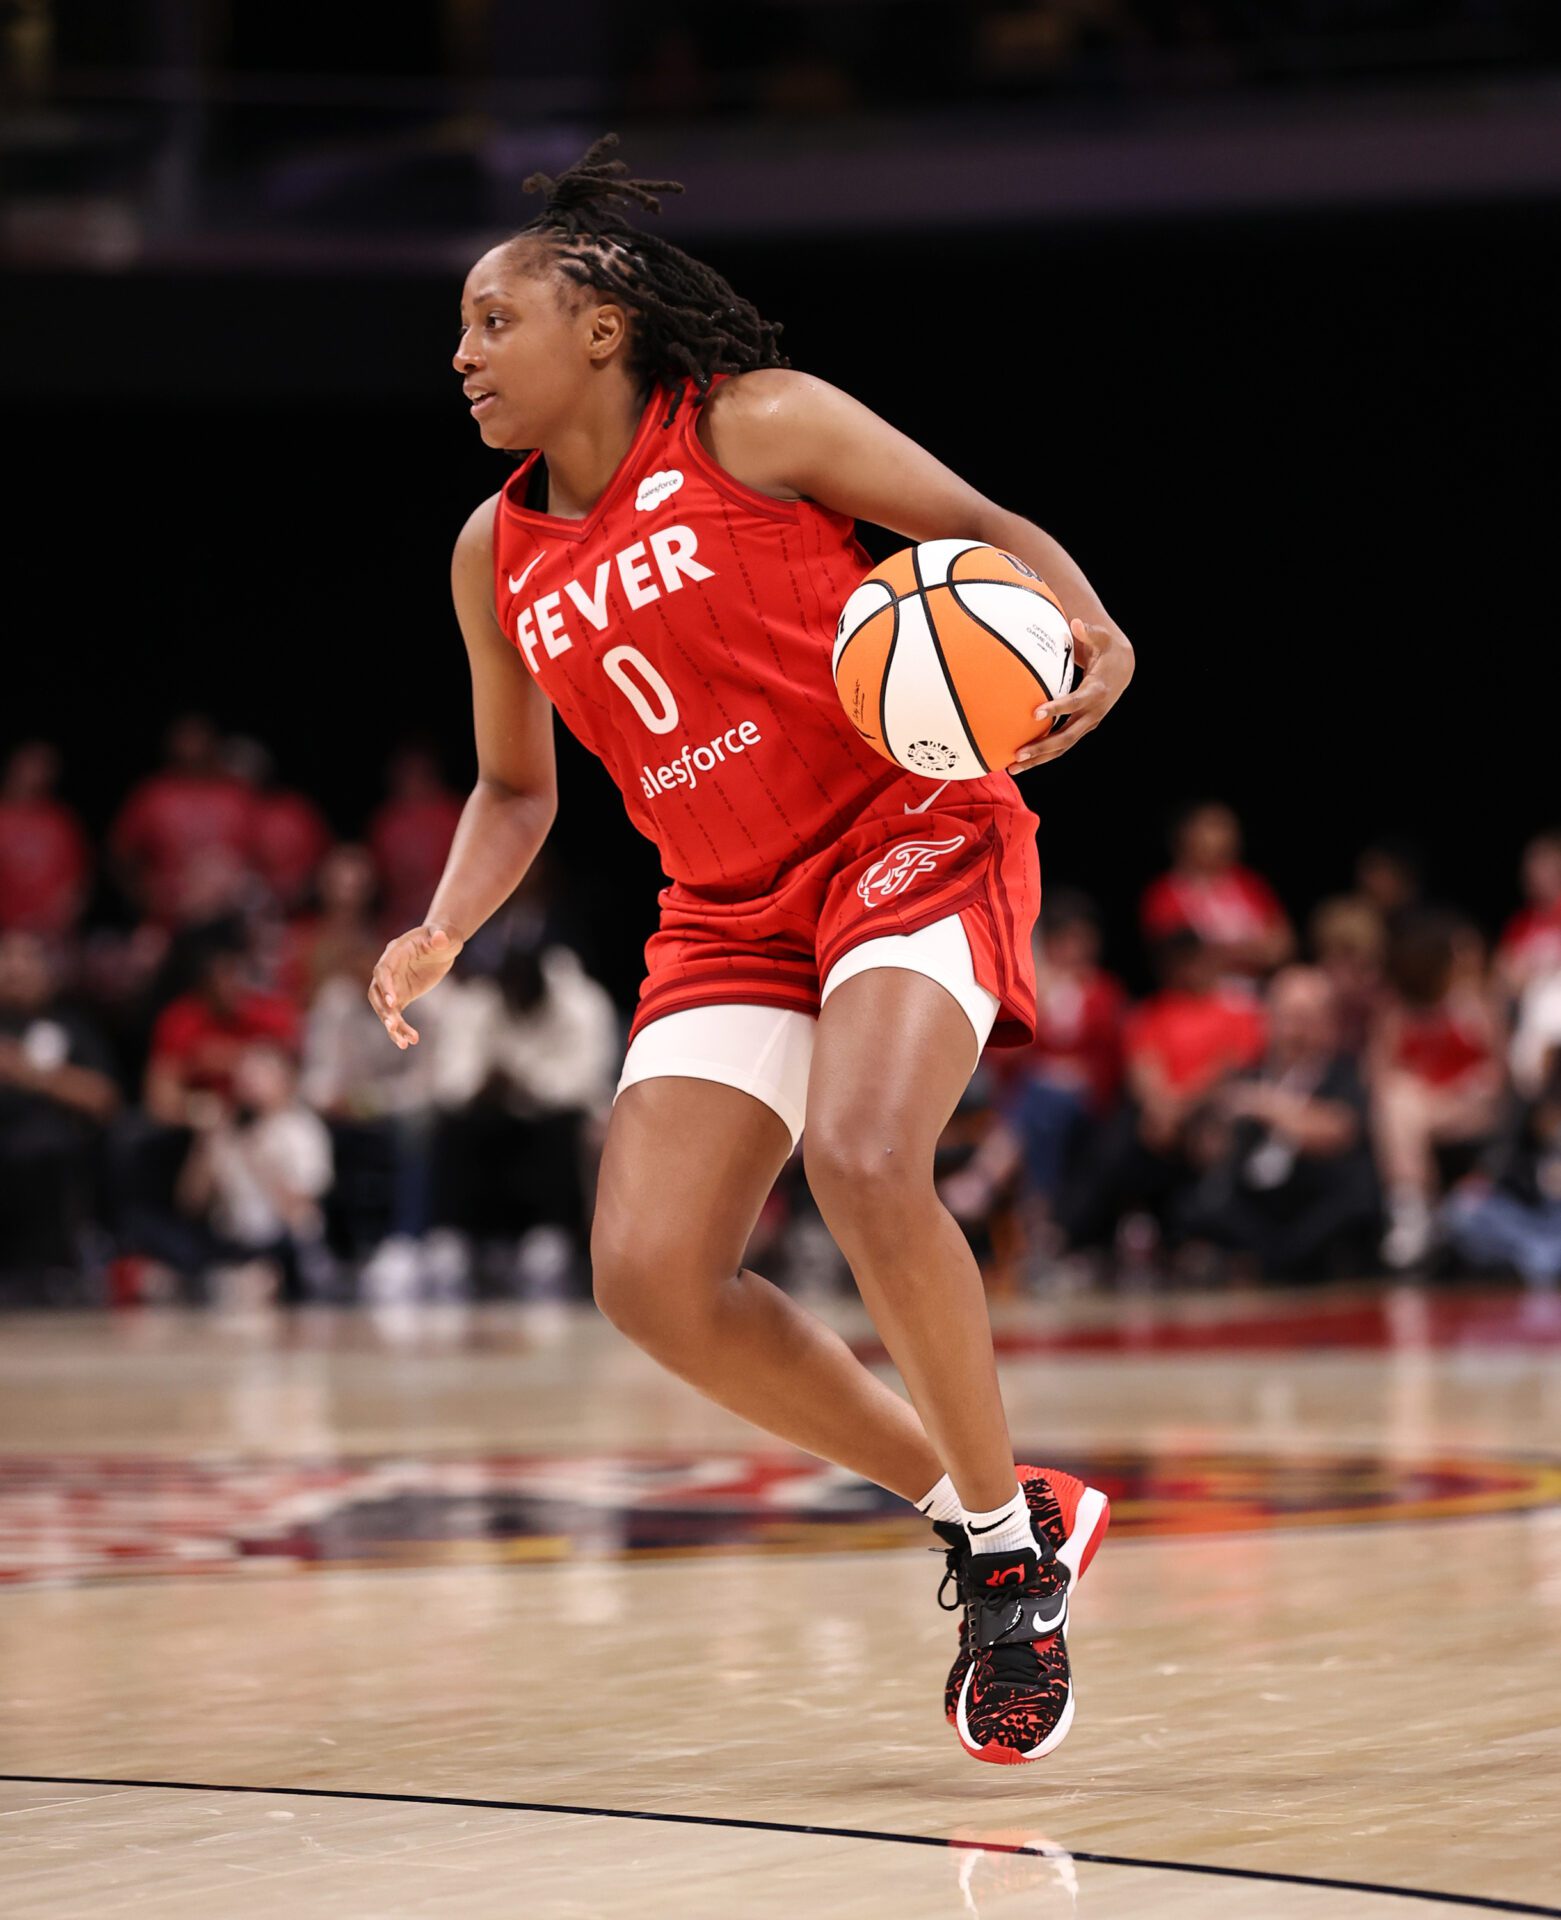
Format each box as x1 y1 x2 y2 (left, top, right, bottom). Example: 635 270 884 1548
635 468 684 511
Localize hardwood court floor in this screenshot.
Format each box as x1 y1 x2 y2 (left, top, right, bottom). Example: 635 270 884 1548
0 1286 1558 1918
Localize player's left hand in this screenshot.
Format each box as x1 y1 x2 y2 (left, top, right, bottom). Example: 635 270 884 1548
1008 619 1135 773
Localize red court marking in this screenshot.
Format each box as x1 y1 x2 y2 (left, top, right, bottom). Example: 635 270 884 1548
849 1288 1561 1363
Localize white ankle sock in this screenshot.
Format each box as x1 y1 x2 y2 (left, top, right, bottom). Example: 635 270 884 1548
962 1483 1033 1556
914 1473 963 1526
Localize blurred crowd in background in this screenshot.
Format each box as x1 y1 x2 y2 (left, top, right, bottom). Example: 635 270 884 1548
594 0 1561 118
11 1 1557 279
33 0 1557 113
2 717 1559 1309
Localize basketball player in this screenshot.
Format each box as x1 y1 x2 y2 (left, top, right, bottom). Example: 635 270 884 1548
369 138 1132 1764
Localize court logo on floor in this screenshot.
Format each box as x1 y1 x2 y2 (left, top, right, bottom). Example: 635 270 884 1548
1 1445 1558 1585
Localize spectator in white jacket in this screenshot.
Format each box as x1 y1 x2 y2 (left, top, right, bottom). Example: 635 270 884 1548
175 1043 333 1304
423 938 619 1298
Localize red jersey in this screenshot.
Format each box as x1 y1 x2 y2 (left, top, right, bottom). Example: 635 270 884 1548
368 792 463 933
251 791 333 910
148 991 300 1099
1141 866 1286 949
1498 903 1561 983
1124 988 1266 1095
988 967 1127 1110
492 377 1023 898
110 774 258 925
0 797 91 935
1391 997 1495 1088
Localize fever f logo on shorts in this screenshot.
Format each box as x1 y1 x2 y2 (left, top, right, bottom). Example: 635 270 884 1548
856 835 967 907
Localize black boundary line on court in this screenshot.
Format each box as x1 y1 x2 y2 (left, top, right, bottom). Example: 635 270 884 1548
1 1775 1556 1916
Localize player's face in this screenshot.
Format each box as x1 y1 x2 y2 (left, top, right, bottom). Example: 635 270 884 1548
453 244 596 449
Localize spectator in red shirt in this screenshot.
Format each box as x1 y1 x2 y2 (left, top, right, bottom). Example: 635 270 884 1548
0 742 92 937
986 890 1126 1111
222 737 334 916
1140 801 1293 986
144 935 299 1126
1059 930 1267 1256
366 746 463 938
110 932 296 1294
1496 828 1561 993
1123 932 1268 1142
1370 910 1503 1269
109 714 259 928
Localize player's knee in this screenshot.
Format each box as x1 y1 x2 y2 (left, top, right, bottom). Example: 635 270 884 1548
804 1122 932 1244
589 1227 656 1337
589 1214 708 1346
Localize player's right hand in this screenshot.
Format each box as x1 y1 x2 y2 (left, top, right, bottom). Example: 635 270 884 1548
368 924 464 1050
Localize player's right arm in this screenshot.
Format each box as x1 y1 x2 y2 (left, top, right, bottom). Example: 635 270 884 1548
368 494 558 1051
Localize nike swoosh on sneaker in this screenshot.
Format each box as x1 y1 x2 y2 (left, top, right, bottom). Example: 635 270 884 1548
507 551 545 596
1032 1600 1066 1636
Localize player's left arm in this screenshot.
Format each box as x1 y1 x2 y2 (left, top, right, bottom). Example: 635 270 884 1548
703 369 1134 771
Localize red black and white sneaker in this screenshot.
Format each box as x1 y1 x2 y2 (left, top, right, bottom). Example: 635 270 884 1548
954 1534 1075 1764
933 1465 1110 1755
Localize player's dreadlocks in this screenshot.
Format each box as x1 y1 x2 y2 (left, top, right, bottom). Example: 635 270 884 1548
512 133 787 425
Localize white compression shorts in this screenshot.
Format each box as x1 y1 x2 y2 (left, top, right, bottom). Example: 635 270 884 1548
614 912 1001 1151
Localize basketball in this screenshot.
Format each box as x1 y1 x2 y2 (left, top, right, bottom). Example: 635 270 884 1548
832 539 1076 779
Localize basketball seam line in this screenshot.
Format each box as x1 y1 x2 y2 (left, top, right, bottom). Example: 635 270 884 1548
877 594 899 755
911 550 988 774
832 602 894 746
942 582 1070 720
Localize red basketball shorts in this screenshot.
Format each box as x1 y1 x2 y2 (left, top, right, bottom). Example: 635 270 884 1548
627 794 1042 1053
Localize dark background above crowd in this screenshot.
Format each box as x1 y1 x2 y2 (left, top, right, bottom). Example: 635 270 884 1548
10 1 1560 265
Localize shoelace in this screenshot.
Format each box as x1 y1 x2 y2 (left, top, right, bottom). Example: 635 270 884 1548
964 1543 1068 1688
986 1639 1054 1686
933 1539 965 1614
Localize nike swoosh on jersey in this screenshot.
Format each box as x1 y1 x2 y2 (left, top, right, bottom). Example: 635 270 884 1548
507 551 546 596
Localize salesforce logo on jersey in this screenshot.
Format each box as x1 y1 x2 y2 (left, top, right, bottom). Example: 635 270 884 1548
639 721 764 800
635 468 684 511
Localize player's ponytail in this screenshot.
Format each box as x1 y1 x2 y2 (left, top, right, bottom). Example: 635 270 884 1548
510 133 787 424
521 135 681 224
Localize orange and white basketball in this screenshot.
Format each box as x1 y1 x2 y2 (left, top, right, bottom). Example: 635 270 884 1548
832 540 1075 779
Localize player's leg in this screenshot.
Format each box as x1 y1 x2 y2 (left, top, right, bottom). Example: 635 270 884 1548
592 1027 945 1502
802 958 1016 1512
804 918 1108 1762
